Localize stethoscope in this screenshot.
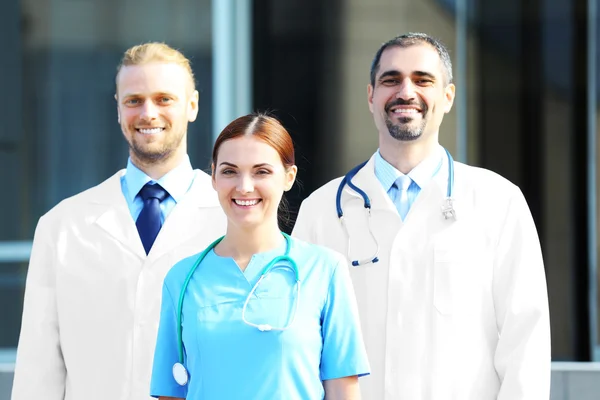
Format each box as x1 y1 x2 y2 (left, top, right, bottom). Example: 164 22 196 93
172 232 301 386
335 147 456 267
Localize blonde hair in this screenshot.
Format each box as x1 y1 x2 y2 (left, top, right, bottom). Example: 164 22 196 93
116 42 196 90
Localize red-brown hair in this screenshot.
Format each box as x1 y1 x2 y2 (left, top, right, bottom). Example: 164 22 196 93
212 113 295 169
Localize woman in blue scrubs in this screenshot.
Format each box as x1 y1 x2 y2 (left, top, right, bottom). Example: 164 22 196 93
150 113 370 399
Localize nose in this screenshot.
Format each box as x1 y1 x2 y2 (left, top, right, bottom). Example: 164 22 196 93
140 101 159 121
395 78 416 100
236 174 254 194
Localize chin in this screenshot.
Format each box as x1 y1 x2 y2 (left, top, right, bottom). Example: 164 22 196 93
229 216 262 230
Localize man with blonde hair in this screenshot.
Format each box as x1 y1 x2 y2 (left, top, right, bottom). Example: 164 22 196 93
12 42 227 400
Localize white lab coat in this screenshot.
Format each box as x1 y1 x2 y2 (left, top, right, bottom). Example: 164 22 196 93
292 154 551 400
12 169 227 400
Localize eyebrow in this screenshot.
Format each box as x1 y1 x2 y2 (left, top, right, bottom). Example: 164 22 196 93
378 70 437 81
122 92 178 99
218 162 274 168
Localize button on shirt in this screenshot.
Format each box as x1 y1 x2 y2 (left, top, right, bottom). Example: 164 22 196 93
374 146 444 220
120 155 195 222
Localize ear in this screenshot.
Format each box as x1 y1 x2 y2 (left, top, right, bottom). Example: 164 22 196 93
443 83 456 114
115 94 121 124
211 163 217 190
284 165 298 192
367 84 375 114
188 90 200 122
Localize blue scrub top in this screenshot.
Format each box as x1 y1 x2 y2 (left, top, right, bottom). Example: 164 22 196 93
151 237 370 399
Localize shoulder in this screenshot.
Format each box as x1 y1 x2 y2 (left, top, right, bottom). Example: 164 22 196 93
299 176 345 208
191 168 213 186
163 251 204 294
456 162 518 191
39 171 125 224
186 169 221 207
289 236 346 273
454 163 534 233
454 162 525 204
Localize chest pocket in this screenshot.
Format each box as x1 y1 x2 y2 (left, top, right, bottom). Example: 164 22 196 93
433 223 492 316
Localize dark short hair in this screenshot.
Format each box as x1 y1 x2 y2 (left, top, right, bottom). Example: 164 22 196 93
370 32 453 87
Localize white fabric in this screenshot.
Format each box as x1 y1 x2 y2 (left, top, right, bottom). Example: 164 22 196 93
12 170 227 400
292 153 551 400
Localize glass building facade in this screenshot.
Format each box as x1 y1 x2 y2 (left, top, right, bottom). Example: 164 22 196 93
1 0 599 397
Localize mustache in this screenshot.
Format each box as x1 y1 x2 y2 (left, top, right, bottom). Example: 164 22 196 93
384 98 427 113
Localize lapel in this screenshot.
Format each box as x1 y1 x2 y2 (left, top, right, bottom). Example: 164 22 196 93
93 170 147 259
92 169 222 262
346 154 398 215
146 170 222 261
344 152 453 225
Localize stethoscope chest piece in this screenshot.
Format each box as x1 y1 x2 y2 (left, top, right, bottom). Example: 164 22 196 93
441 197 457 220
173 362 189 386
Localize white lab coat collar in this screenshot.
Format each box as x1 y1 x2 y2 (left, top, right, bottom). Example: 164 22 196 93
345 154 448 216
89 169 220 260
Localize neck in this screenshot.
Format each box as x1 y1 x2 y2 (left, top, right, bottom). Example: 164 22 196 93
131 150 186 181
379 135 439 174
218 223 284 260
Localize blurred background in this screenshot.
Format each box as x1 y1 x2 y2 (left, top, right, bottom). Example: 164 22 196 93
0 0 599 398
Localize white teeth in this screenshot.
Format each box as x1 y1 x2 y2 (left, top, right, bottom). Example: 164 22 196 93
138 128 164 134
234 199 259 206
393 109 419 114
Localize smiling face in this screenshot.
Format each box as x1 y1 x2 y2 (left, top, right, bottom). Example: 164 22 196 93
368 44 455 146
212 135 297 231
116 62 199 168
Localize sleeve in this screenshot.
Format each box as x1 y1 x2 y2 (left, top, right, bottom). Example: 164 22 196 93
291 199 315 242
150 280 188 399
11 215 66 400
320 255 370 380
493 188 551 400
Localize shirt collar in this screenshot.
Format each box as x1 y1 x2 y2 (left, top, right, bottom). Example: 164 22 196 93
123 155 195 203
374 145 444 191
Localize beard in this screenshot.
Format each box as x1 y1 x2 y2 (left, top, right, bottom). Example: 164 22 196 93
384 99 428 141
126 124 185 165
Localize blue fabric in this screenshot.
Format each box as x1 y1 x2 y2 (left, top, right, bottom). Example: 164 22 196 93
136 183 169 254
150 237 370 399
120 155 195 223
393 175 413 221
374 147 444 219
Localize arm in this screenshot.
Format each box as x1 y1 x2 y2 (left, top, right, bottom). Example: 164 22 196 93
324 376 361 400
12 215 66 400
493 188 551 399
150 281 188 399
320 256 370 391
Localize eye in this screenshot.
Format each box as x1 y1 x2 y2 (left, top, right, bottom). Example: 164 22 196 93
158 97 173 104
381 79 399 86
255 169 271 175
415 79 434 86
125 98 140 106
220 168 236 175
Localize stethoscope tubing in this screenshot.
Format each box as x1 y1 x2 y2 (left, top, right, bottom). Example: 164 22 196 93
336 147 456 266
175 232 299 365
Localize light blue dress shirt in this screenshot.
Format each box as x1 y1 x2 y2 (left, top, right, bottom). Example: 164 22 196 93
120 155 196 223
374 147 443 219
150 237 370 399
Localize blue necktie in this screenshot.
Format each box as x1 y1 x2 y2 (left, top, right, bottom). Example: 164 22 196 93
136 183 169 255
394 175 413 221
